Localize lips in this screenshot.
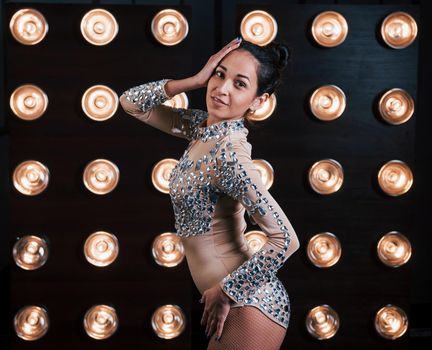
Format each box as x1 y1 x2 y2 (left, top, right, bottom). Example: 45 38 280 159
211 96 228 106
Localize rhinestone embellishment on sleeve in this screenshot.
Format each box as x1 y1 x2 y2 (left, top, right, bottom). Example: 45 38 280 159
125 79 294 329
123 79 171 113
215 140 293 328
122 79 209 141
168 133 293 328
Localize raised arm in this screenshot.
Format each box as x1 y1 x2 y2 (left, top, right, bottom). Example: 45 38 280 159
119 78 206 140
214 136 300 304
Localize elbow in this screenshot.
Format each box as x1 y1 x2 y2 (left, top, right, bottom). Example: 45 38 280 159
119 94 149 121
119 94 131 113
119 93 127 108
119 94 134 113
289 232 301 253
279 233 300 264
294 238 301 253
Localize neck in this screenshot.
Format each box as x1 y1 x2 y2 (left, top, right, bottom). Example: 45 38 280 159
206 113 244 127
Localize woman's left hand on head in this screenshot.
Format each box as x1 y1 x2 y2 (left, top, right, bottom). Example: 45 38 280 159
200 284 234 341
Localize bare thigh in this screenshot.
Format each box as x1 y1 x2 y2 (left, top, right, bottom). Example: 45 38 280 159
207 306 287 350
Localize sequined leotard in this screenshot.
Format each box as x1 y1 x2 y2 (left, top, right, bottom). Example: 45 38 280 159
120 79 300 329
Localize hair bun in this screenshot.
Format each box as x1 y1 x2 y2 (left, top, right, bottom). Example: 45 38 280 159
276 44 289 70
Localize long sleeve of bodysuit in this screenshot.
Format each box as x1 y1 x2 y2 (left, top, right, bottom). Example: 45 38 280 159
215 136 301 305
119 79 206 140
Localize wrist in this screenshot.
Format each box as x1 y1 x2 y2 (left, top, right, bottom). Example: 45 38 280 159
219 284 234 305
164 76 203 99
190 74 206 89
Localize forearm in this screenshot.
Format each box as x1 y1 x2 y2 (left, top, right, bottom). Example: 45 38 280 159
119 78 203 140
163 75 203 99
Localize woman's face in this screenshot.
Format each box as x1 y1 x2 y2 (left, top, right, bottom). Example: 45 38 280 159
206 49 269 121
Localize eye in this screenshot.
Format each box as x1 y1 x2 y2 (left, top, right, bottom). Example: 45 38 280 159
214 70 246 88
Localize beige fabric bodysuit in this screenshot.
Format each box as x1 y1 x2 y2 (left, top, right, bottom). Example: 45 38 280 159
119 79 300 330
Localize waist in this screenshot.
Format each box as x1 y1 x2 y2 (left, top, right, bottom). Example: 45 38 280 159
181 233 252 294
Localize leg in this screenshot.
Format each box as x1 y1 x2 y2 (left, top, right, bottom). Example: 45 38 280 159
207 306 287 350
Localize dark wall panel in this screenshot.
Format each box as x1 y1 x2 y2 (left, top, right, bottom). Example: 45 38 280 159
2 1 430 349
221 3 418 350
5 1 213 349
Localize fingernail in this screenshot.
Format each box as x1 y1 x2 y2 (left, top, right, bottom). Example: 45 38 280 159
236 36 242 41
215 336 220 342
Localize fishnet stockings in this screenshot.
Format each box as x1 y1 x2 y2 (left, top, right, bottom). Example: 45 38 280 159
206 306 287 350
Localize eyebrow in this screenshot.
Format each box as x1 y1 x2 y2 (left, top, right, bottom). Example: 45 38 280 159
218 65 250 82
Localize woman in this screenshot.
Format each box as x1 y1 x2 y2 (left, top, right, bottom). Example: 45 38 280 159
120 37 300 350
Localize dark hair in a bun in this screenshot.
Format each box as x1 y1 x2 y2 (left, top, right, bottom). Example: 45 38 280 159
237 39 291 96
276 44 289 70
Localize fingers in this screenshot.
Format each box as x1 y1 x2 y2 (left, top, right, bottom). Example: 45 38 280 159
205 37 242 74
216 37 242 58
224 37 242 51
200 291 230 340
227 36 242 46
202 308 217 338
200 307 208 327
215 319 225 341
208 316 226 341
200 293 207 328
206 318 215 338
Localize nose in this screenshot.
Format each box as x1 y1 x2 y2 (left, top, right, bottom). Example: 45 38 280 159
217 78 230 95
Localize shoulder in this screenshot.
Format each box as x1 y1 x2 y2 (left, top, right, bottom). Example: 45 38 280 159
214 134 261 195
216 133 253 170
224 132 252 157
178 107 207 121
165 107 207 132
164 106 205 118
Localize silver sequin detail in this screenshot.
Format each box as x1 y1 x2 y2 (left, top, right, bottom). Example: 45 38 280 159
195 119 246 142
123 79 292 329
123 79 171 112
123 79 214 141
214 141 292 328
168 119 251 237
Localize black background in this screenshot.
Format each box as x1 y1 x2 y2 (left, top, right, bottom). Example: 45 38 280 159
1 0 431 349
